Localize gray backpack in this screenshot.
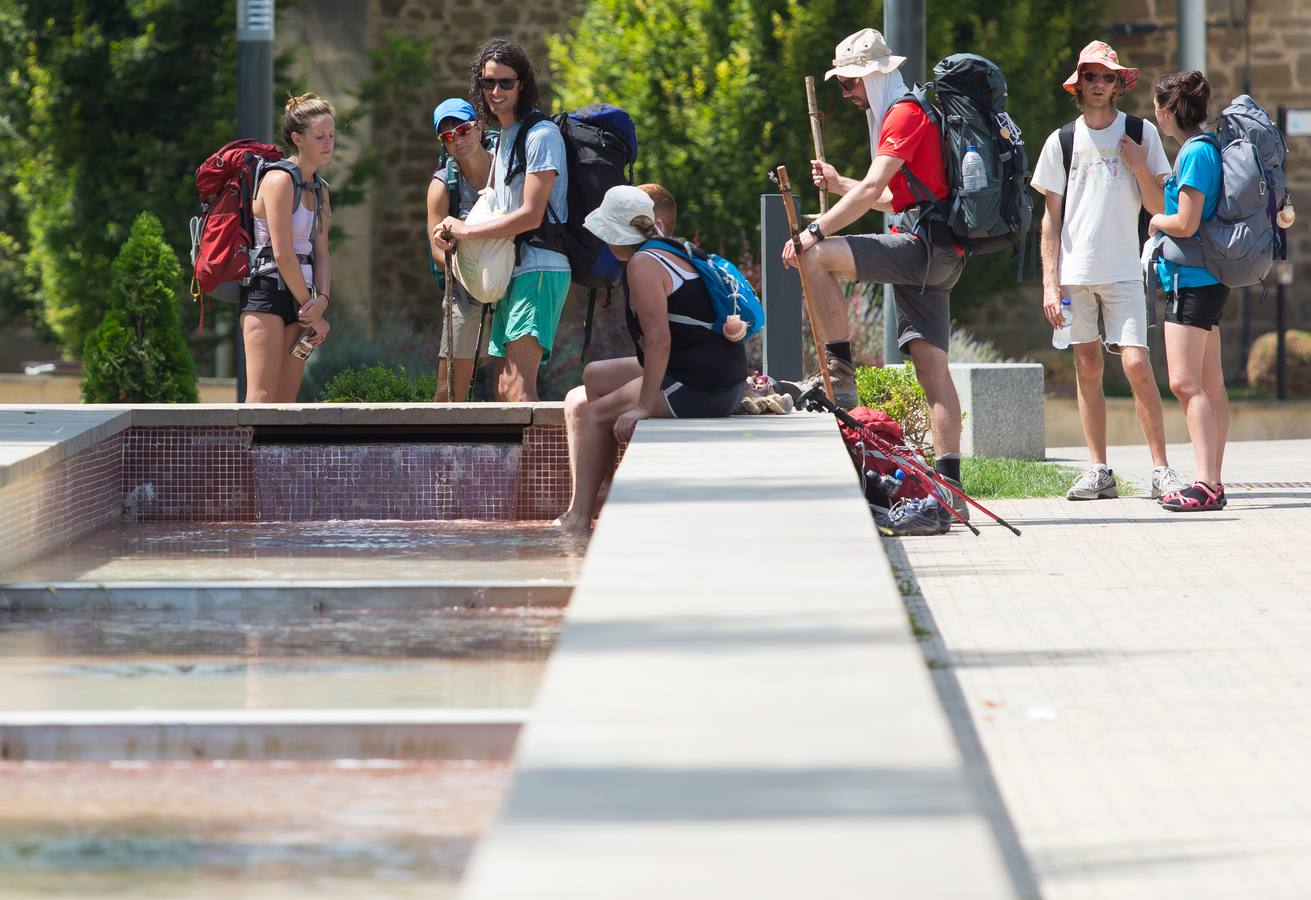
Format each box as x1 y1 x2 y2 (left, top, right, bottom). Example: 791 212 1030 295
1158 95 1290 287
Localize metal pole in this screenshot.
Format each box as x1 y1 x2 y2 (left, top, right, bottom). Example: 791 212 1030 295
1179 0 1206 73
1276 104 1288 400
761 194 804 380
235 0 275 403
883 0 926 367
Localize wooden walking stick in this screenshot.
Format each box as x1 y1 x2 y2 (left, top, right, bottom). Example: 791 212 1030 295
805 76 829 214
442 225 455 402
774 164 834 404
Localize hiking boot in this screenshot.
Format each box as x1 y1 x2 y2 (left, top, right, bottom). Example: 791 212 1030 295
885 495 952 536
778 355 858 409
938 476 970 523
1067 467 1118 500
1160 481 1223 512
1151 465 1189 500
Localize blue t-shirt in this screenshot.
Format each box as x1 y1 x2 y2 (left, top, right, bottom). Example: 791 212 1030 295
494 117 570 277
1156 134 1222 289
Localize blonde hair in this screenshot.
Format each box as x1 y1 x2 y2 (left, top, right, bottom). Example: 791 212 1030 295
638 183 677 234
281 92 335 149
629 214 659 241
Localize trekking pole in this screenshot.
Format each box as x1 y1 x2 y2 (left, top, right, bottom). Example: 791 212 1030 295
467 302 491 403
810 390 1021 536
805 77 829 215
442 226 455 403
771 165 834 404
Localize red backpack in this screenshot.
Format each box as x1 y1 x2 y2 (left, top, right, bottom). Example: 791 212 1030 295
838 406 935 502
188 140 325 320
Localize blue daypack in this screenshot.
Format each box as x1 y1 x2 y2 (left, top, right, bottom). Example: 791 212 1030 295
639 237 764 341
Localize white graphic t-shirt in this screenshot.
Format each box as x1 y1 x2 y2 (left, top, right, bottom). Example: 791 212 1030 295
1030 111 1171 285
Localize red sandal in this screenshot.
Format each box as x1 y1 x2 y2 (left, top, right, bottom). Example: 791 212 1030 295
1160 481 1223 512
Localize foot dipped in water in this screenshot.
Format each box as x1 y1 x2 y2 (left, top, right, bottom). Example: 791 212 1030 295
552 509 593 535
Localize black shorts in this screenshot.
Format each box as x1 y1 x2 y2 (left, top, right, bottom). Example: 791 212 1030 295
1164 283 1229 331
240 276 299 325
660 377 746 418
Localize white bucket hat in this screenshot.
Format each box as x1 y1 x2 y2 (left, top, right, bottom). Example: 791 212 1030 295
825 28 906 80
583 185 656 246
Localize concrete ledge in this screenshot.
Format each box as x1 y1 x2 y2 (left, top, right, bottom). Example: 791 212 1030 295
0 408 132 488
460 413 1015 899
950 363 1045 459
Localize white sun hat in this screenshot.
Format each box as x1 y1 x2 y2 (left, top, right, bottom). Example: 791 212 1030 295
583 185 656 246
825 28 906 80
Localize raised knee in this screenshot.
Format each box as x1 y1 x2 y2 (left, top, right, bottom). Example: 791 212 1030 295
564 386 588 418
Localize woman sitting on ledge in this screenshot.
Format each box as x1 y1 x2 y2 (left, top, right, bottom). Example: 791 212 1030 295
555 184 747 534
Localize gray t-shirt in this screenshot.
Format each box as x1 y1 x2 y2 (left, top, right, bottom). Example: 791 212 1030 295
494 117 569 276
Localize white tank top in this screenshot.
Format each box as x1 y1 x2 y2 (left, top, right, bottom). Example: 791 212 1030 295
253 196 315 285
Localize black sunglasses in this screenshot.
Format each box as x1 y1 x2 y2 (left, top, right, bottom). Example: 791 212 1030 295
479 76 520 91
837 76 859 91
1081 71 1119 85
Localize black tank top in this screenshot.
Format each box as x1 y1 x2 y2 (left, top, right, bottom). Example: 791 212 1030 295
625 246 747 392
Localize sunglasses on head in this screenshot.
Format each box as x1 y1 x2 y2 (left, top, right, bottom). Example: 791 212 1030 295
439 120 477 142
837 76 859 91
479 76 519 91
1081 71 1119 85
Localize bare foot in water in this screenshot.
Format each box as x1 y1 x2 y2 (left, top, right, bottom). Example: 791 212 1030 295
552 510 591 534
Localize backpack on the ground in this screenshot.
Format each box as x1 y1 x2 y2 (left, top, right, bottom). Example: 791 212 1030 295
838 407 935 504
189 139 326 312
636 237 764 341
1156 94 1290 288
897 54 1033 274
507 104 639 358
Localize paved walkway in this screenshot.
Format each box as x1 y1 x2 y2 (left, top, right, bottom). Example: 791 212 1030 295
892 439 1311 900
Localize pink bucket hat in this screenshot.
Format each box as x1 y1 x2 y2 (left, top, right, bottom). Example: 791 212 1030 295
1062 40 1139 95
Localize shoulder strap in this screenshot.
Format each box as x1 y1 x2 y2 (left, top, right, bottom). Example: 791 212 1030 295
1059 122 1076 185
507 110 547 185
1125 114 1144 145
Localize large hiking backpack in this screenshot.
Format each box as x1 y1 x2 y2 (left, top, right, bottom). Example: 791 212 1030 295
838 407 935 504
898 54 1032 270
189 139 326 302
1157 94 1290 288
636 237 764 341
507 104 639 357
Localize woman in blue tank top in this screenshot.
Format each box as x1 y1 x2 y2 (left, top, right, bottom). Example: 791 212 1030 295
554 185 748 534
1149 71 1228 512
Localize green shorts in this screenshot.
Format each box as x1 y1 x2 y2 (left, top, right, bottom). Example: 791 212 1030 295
488 270 571 363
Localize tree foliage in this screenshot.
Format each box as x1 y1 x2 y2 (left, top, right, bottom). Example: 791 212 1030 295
82 212 198 403
548 0 1106 308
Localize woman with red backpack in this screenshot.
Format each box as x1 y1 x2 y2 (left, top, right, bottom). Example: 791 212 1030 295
242 93 335 402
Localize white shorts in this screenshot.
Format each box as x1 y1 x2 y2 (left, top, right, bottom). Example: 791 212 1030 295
439 289 495 360
1062 280 1149 350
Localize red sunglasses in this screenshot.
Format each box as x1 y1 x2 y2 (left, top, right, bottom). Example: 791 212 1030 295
439 120 477 143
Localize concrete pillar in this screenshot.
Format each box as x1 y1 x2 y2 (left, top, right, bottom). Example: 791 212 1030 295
883 0 926 366
1178 0 1206 73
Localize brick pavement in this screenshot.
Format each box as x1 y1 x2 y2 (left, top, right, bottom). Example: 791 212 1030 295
891 440 1311 899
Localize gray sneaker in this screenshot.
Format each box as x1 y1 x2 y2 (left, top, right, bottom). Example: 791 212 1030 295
938 476 969 522
779 355 858 408
1067 467 1118 500
1151 465 1189 499
885 495 952 535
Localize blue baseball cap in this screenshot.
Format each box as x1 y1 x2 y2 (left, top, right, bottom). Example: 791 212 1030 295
433 98 477 132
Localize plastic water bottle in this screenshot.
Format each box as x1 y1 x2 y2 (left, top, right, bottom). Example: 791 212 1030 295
876 468 906 501
961 145 987 192
1051 297 1073 350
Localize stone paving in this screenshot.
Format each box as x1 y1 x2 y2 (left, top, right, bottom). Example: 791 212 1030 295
891 440 1311 900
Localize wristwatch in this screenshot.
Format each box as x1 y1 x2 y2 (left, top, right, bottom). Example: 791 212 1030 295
806 221 826 242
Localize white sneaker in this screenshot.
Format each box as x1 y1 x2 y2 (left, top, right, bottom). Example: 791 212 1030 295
1067 467 1118 500
1151 466 1189 499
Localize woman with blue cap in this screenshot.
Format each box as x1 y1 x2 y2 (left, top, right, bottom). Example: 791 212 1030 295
427 97 494 401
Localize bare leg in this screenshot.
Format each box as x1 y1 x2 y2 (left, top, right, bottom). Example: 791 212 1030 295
1165 322 1220 486
1120 345 1168 468
275 323 311 402
497 336 543 402
242 312 291 404
435 357 477 402
566 358 643 490
1072 341 1107 466
905 338 961 457
1202 327 1229 482
796 238 859 345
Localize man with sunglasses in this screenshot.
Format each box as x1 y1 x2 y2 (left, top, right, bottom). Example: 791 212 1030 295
781 28 970 516
428 98 494 401
1030 40 1187 502
433 40 568 402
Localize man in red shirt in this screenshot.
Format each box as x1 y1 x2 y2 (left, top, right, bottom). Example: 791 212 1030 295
782 27 968 509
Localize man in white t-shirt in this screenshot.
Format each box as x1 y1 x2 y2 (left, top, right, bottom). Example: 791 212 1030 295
1030 40 1188 501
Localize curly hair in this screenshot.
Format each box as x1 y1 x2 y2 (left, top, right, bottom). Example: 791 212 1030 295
468 40 540 124
281 92 335 150
1155 70 1211 131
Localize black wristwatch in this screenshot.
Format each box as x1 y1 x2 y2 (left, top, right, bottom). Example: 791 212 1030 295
806 221 826 242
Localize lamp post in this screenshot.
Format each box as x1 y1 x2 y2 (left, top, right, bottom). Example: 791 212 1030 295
883 0 925 367
234 0 274 402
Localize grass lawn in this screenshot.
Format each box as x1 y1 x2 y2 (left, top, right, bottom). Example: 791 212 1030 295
961 456 1140 499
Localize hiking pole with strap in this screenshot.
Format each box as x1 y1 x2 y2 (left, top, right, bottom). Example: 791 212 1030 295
805 77 829 215
806 388 1022 537
771 165 834 404
442 226 455 402
468 302 491 403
